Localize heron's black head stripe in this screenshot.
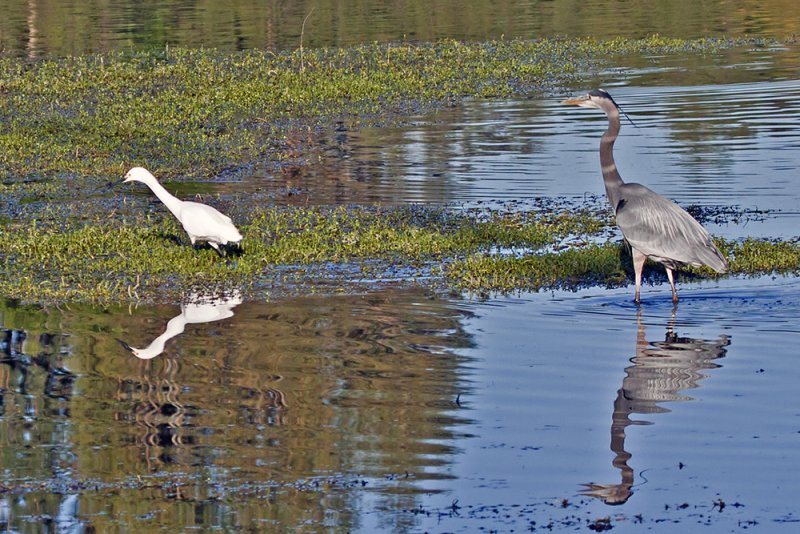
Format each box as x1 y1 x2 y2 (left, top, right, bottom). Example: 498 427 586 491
588 89 620 110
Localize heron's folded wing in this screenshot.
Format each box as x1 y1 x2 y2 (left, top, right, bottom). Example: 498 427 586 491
615 184 727 272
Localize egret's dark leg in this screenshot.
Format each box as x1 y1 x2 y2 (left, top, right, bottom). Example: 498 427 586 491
632 248 647 305
665 267 678 303
209 242 225 257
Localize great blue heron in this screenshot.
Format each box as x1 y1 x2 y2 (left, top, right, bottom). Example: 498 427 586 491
562 89 728 304
123 167 243 256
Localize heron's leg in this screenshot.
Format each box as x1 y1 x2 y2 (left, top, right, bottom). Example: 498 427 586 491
631 248 647 305
665 267 678 303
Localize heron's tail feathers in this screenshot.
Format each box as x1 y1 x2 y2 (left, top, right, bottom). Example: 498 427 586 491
699 243 729 274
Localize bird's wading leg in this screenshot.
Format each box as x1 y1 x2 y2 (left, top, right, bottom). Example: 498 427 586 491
665 267 678 303
632 248 647 305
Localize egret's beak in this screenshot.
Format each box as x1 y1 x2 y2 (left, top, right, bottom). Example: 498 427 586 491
116 338 146 358
122 174 133 183
562 95 589 106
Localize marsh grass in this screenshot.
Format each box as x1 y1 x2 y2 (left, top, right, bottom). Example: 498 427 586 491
1 36 795 303
448 237 800 293
0 205 609 302
0 36 770 183
1 204 798 303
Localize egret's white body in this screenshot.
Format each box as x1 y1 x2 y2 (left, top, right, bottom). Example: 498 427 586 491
118 291 242 359
123 167 242 254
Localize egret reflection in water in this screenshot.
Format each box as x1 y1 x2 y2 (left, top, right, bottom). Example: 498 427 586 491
581 310 730 505
117 291 242 359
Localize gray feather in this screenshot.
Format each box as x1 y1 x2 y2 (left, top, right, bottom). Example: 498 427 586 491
614 183 728 273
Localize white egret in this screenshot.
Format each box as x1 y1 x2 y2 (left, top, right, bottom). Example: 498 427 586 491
123 167 243 255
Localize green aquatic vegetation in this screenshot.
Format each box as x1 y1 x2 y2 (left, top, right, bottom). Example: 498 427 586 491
448 237 800 293
0 36 792 303
0 180 59 196
448 243 628 293
0 36 769 181
1 203 798 304
0 219 234 303
0 204 607 303
724 238 800 273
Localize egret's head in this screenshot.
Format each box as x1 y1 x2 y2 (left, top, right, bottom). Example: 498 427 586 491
116 338 144 359
115 338 163 360
123 167 154 184
562 89 619 111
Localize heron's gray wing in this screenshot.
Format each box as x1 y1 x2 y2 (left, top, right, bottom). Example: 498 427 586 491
614 183 728 272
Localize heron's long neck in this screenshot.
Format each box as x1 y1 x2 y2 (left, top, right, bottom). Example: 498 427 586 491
143 178 183 219
601 107 624 209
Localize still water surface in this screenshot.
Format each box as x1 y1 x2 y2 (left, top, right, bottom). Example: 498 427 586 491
2 278 800 531
2 0 800 58
2 1 800 532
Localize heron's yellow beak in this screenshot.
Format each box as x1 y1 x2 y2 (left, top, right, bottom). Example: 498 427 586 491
561 96 588 106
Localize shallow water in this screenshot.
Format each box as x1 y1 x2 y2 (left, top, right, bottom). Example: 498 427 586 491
236 47 800 239
404 278 800 531
3 2 800 533
2 277 800 531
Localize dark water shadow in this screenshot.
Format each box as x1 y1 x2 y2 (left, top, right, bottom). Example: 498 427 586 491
1 328 76 403
580 308 730 505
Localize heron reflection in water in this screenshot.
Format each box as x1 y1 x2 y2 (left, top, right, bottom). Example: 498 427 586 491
117 291 242 359
581 310 729 504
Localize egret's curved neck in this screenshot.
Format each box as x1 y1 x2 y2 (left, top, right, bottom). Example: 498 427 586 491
600 106 624 209
142 177 183 218
133 314 187 360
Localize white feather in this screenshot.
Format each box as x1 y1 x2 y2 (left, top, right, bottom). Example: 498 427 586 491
123 167 242 251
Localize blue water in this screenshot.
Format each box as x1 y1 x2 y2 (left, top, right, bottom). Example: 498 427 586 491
254 65 800 241
359 277 800 531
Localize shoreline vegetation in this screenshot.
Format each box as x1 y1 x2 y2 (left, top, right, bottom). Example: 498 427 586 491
1 36 798 304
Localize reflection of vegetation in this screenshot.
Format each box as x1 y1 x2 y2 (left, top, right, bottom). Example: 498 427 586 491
0 288 473 530
2 0 798 57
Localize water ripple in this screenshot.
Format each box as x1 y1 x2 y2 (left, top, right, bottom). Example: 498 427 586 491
250 57 800 243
